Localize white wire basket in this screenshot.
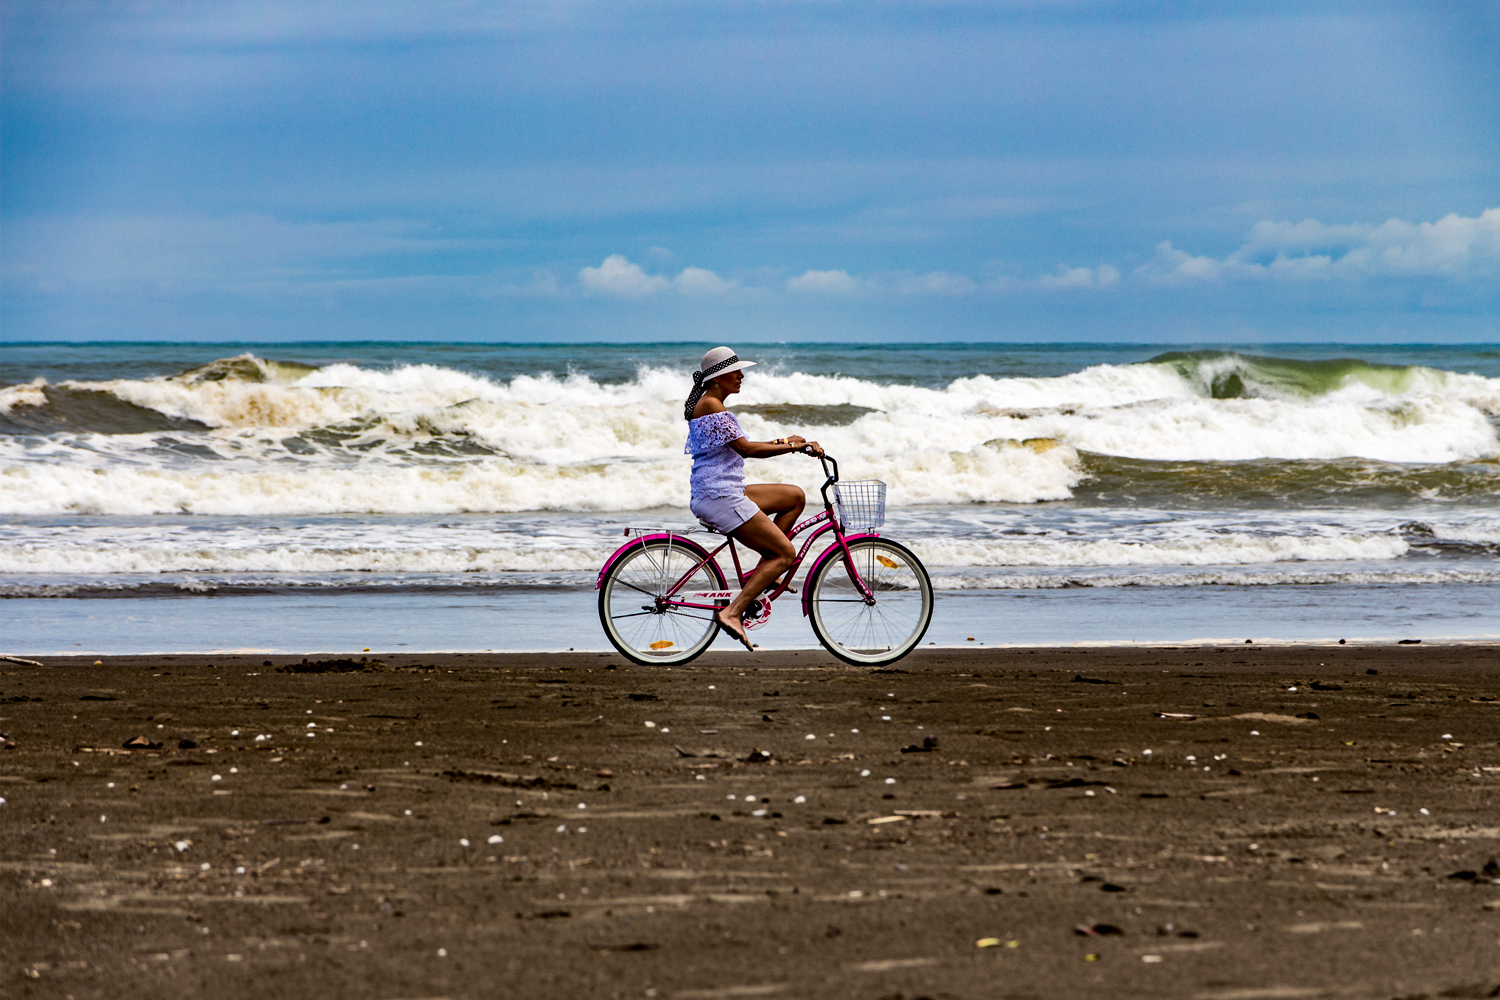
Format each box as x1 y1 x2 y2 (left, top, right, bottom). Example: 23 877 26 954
833 480 887 531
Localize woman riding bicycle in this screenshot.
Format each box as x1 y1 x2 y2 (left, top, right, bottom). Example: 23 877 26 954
685 346 823 651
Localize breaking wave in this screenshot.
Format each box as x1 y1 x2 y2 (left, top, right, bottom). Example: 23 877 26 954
2 349 1496 516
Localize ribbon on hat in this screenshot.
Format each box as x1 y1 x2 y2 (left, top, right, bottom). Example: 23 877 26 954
683 353 740 420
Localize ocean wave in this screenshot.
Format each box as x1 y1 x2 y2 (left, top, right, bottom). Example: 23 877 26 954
2 350 1497 516
0 522 1439 576
7 562 1496 599
0 542 606 575
1077 454 1500 505
911 532 1411 568
0 438 1083 515
1148 350 1500 408
0 574 594 599
931 566 1500 589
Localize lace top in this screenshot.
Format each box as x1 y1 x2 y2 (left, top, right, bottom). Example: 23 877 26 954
685 411 746 500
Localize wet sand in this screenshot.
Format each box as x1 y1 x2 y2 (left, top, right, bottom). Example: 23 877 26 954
3 645 1499 999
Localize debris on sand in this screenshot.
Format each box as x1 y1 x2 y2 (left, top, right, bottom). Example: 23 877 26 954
261 816 331 826
1231 712 1314 725
442 769 578 790
122 736 163 749
1074 923 1124 937
1446 859 1500 881
276 657 385 674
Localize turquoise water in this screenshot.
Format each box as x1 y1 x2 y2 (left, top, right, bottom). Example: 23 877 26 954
6 341 1499 387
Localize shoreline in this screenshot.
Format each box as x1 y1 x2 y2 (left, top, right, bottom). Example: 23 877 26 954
11 643 1500 674
8 641 1500 665
9 636 1500 659
9 581 1498 656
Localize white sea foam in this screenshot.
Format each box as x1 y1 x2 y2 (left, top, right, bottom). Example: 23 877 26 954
0 517 1445 577
0 437 1081 516
930 566 1500 589
911 532 1410 568
2 354 1497 517
0 542 606 576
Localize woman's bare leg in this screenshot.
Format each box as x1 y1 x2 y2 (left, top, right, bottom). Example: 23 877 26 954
745 483 805 591
745 483 805 536
716 511 795 651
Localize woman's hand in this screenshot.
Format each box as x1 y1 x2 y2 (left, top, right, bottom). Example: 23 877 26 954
786 435 823 457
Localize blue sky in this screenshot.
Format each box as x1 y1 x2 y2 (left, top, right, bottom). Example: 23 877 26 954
2 1 1497 343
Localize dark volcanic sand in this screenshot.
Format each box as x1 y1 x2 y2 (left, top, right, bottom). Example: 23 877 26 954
3 646 1499 1000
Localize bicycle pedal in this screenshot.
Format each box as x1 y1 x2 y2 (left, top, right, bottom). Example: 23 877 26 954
742 598 773 631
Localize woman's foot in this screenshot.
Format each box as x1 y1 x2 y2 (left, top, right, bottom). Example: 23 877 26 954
716 609 755 651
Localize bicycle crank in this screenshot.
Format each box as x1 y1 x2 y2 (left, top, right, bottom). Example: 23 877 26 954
742 597 772 631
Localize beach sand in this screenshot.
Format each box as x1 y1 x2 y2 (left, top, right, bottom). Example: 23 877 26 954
3 645 1498 998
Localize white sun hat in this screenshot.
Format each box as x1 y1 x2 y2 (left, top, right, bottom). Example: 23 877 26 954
684 346 758 419
696 346 757 381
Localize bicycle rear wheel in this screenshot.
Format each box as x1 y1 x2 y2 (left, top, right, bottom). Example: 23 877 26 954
599 538 728 665
808 537 932 666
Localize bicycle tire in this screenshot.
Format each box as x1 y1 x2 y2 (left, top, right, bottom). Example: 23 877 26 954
599 537 728 665
807 537 932 666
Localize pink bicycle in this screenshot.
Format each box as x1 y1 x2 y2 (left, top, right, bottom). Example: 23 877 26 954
596 453 933 666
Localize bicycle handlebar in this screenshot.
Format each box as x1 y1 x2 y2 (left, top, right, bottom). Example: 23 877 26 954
810 451 839 511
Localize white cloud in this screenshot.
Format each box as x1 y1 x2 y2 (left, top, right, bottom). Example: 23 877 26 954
1137 207 1500 286
786 269 861 294
674 266 734 295
1035 263 1119 291
577 256 735 296
578 254 670 297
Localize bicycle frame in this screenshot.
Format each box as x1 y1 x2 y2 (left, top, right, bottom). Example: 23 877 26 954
595 453 879 618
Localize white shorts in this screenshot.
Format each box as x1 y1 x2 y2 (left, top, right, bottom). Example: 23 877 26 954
691 493 761 534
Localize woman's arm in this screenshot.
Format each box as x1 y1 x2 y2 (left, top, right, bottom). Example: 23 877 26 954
729 435 823 458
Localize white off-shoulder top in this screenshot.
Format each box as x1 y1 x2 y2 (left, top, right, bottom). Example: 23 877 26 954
685 411 746 501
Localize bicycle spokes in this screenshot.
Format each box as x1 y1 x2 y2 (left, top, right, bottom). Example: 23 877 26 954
598 538 727 665
808 538 932 665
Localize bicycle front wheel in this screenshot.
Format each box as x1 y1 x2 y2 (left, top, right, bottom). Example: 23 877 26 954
808 537 933 666
599 538 728 665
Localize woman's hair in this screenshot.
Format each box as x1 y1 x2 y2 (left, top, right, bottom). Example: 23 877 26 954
683 352 744 420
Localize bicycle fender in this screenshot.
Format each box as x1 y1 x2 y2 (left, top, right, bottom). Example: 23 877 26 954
799 532 882 616
595 533 715 590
